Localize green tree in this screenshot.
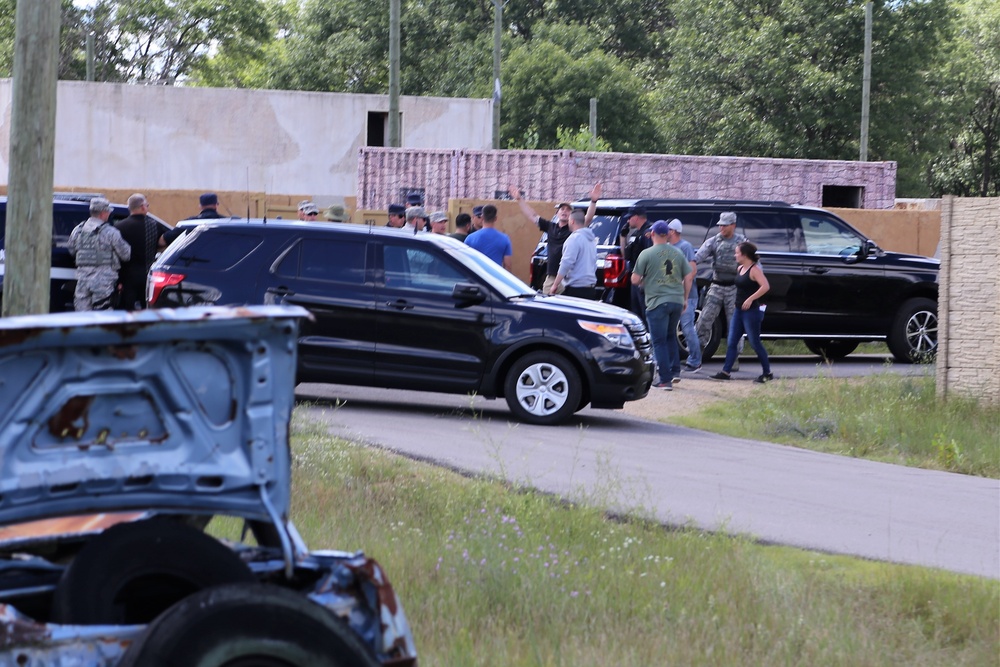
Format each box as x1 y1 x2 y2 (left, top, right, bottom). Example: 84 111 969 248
500 24 663 152
656 0 952 196
51 0 273 84
928 0 1000 196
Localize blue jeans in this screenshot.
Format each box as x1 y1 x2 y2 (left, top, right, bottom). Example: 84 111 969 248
680 293 701 367
646 302 683 383
630 283 647 323
722 305 770 375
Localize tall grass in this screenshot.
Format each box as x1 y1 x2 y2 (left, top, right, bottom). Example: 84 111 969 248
675 373 1000 478
274 412 999 667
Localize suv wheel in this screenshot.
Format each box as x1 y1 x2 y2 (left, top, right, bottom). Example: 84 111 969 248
887 297 937 363
805 340 859 361
504 352 582 425
698 314 725 361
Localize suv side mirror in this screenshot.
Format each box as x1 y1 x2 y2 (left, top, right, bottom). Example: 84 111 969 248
452 282 486 307
859 239 879 259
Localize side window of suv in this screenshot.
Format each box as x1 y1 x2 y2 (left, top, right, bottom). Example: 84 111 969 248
278 238 366 284
53 209 85 242
737 211 793 253
383 244 465 294
798 213 864 256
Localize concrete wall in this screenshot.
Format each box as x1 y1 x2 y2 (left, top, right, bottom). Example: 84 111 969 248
937 197 1000 406
357 148 898 211
0 80 491 199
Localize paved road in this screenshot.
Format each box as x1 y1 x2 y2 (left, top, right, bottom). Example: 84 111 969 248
295 357 998 580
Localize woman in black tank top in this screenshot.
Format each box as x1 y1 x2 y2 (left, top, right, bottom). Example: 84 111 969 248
710 242 774 383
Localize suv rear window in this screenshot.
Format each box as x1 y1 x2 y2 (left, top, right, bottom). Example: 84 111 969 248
276 238 367 284
168 229 265 271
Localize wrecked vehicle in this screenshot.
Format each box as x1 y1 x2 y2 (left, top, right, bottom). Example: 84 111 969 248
0 305 417 666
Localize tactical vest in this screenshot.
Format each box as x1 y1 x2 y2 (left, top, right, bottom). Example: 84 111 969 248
711 235 742 282
75 223 115 267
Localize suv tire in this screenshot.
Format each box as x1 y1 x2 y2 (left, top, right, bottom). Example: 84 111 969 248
504 352 582 425
805 340 860 361
888 297 938 363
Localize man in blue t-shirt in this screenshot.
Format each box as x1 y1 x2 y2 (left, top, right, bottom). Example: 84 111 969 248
465 204 512 270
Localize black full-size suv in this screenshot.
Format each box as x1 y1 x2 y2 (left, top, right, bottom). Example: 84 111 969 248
148 221 654 425
532 199 939 363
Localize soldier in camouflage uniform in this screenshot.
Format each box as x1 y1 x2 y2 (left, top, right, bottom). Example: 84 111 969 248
693 211 748 359
68 197 131 311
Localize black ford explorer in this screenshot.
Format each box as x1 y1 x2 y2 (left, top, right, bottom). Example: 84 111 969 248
532 199 939 363
148 221 654 424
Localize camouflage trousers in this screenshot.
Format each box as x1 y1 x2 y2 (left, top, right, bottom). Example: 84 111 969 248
695 283 743 354
74 266 119 311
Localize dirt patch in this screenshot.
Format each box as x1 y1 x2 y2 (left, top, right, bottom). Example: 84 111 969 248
622 374 761 421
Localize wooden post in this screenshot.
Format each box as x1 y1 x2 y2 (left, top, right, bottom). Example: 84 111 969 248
2 1 61 317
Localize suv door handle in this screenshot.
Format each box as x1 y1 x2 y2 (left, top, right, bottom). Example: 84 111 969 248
267 286 294 297
386 299 413 310
808 267 830 275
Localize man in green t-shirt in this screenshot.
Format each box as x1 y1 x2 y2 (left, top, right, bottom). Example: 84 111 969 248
631 220 694 390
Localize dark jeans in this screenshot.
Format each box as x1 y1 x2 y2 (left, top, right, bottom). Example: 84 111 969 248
630 283 647 322
646 301 683 383
722 305 770 375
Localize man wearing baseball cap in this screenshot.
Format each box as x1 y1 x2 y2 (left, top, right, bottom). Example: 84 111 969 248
471 205 485 231
387 204 406 228
68 197 131 311
631 220 693 390
620 205 653 321
666 219 702 372
509 183 600 295
693 211 748 367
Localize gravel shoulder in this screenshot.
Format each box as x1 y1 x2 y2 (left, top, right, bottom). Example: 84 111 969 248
621 373 760 421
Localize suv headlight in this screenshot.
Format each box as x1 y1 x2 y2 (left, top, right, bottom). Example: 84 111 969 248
578 320 635 350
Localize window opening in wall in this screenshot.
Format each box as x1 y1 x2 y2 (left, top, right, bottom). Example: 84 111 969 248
367 112 387 147
822 185 864 209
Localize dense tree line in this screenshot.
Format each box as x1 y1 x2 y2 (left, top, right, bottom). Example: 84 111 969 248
0 0 995 197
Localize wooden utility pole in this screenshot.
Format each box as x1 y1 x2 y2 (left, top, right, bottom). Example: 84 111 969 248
3 1 61 317
491 0 503 149
860 1 872 162
388 0 400 147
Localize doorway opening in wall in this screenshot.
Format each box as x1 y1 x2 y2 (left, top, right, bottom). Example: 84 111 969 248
822 185 864 208
367 112 388 146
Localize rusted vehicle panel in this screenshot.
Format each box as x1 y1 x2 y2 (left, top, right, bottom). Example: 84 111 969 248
0 306 417 666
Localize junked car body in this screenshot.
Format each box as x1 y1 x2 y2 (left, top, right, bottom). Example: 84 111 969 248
0 305 416 666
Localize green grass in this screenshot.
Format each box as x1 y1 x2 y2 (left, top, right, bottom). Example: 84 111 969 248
249 412 998 667
673 373 1000 478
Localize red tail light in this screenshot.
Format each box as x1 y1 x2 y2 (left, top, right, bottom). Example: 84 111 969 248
147 270 185 306
603 253 628 288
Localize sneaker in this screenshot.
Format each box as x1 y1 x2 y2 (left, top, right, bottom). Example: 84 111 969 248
754 373 774 384
682 363 701 373
709 371 731 381
671 376 681 384
653 380 673 391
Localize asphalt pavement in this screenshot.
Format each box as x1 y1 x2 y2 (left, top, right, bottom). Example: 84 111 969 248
295 357 998 580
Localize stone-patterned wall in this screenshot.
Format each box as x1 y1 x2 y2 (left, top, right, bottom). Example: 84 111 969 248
937 197 1000 406
357 148 898 211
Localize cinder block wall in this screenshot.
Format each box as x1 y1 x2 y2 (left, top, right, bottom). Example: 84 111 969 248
937 197 1000 406
357 148 898 211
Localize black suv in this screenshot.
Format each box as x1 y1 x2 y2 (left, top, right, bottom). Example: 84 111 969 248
0 194 168 313
531 199 939 363
148 221 654 425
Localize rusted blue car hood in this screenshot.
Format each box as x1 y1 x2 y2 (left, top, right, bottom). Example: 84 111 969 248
0 305 308 529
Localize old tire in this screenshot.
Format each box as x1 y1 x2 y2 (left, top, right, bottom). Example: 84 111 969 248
504 352 582 425
804 340 859 361
887 297 937 363
52 518 254 625
118 583 381 667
